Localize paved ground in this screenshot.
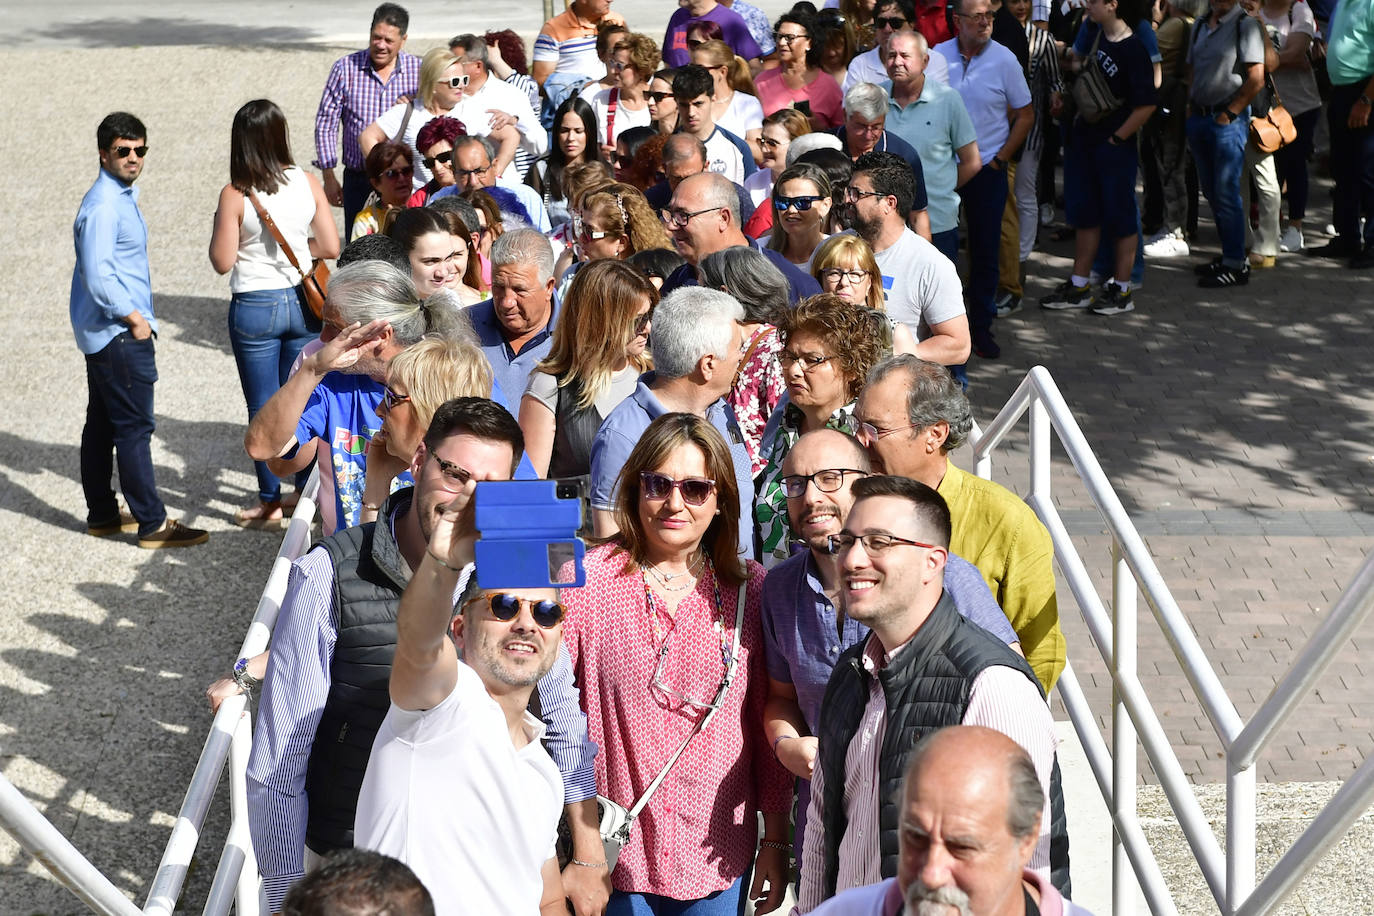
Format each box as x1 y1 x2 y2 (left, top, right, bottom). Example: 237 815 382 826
3 4 1374 914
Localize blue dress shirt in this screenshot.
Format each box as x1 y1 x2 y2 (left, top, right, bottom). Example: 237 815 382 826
70 168 157 355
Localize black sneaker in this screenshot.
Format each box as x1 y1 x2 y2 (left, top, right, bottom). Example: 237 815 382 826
1040 280 1095 310
1193 257 1225 276
994 292 1023 318
1197 262 1250 288
1090 282 1135 315
138 519 210 549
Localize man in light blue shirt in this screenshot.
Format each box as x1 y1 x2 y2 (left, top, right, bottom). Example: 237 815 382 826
883 29 982 262
71 112 207 549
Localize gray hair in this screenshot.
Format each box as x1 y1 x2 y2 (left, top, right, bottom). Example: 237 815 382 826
890 28 929 60
328 261 475 347
698 247 789 325
662 133 707 167
453 134 492 164
844 82 890 121
448 33 488 67
693 171 741 226
866 354 972 452
650 287 744 379
490 228 555 285
1006 751 1044 839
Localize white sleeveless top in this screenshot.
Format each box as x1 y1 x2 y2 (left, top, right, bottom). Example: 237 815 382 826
231 166 316 294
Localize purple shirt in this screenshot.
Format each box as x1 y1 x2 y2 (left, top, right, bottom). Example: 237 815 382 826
663 4 765 67
313 49 421 171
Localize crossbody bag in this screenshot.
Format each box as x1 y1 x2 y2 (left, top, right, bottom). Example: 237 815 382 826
247 189 330 319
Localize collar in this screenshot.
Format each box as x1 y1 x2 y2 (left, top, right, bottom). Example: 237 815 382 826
934 455 961 499
1211 3 1244 25
370 487 416 588
1020 869 1062 916
861 627 914 673
97 167 139 199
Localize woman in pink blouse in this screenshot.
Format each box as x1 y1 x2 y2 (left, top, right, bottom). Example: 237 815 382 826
753 10 845 130
560 414 792 914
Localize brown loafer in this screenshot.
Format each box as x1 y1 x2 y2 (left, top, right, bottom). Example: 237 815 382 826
138 519 210 549
88 510 139 537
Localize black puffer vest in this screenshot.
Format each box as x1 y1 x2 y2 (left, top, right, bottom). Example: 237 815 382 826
816 591 1071 896
303 489 415 853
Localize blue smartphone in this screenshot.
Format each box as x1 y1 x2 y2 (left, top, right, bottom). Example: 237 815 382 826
473 479 587 589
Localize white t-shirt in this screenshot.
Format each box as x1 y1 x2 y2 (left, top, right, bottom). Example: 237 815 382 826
703 127 751 184
717 90 765 140
591 88 653 147
1261 3 1322 115
868 228 966 339
232 166 316 294
453 77 550 183
744 168 774 209
843 45 950 93
375 101 443 188
354 663 564 916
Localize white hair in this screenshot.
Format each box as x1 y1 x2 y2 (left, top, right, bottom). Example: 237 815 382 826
844 82 890 121
650 287 744 379
490 228 555 285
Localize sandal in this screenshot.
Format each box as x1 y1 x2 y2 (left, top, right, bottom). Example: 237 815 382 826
235 501 288 530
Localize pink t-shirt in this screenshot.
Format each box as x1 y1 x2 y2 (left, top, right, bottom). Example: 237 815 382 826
753 68 846 129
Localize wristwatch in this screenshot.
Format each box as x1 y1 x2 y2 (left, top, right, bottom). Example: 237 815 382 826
992 155 1007 169
1221 109 1239 123
233 657 263 693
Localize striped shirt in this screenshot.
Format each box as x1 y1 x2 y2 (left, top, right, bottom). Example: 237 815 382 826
246 502 596 912
534 9 627 79
313 49 421 172
795 633 1056 913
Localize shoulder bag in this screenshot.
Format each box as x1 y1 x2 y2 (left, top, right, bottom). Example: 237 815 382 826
248 189 330 320
595 581 747 871
1069 29 1124 124
1240 17 1297 152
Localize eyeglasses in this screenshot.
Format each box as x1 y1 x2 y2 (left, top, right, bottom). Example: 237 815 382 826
428 452 473 490
633 310 654 335
422 150 454 171
758 137 784 150
780 468 868 498
774 31 808 44
957 10 995 21
826 532 938 556
777 351 836 371
819 267 871 285
856 420 922 446
875 16 908 29
661 205 724 229
463 592 566 629
774 194 825 213
455 164 491 179
608 59 626 71
640 471 716 506
651 629 732 710
381 386 411 411
442 74 471 89
647 91 673 103
382 166 414 181
844 186 886 203
111 145 148 159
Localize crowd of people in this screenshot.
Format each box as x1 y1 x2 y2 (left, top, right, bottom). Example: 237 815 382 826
67 0 1373 913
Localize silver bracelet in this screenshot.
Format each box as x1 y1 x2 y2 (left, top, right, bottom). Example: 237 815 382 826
426 548 461 572
571 858 608 869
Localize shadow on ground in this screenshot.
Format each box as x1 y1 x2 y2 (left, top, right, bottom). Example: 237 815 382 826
38 18 323 49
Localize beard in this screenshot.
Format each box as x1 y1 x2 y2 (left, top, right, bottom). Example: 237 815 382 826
469 628 557 688
849 206 883 244
904 879 973 916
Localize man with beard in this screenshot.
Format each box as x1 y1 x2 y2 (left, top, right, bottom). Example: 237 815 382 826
845 153 969 368
353 402 570 913
808 726 1092 916
248 399 601 915
761 430 1018 858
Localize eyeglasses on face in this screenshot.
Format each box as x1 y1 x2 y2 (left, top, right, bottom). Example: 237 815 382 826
111 145 149 159
826 532 938 556
856 420 922 447
774 194 825 212
819 267 871 285
780 468 868 498
774 31 808 44
777 351 836 371
661 205 723 229
758 137 784 150
422 150 454 171
442 74 471 89
381 386 411 412
427 451 473 490
844 186 886 203
640 471 717 506
874 16 908 29
454 164 491 179
463 592 565 629
957 10 995 21
381 166 414 181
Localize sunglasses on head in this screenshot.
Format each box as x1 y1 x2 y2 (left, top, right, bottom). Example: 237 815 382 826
111 145 148 159
382 166 414 180
423 150 454 171
774 194 825 212
443 74 471 89
640 471 716 506
464 592 565 629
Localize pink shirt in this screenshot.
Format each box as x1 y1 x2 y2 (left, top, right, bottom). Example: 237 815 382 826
754 69 846 130
561 543 793 899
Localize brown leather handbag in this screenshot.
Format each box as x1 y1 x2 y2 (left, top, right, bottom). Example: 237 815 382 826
247 189 330 319
1250 82 1298 154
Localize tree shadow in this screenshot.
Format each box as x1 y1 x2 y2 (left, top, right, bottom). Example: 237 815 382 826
37 18 325 49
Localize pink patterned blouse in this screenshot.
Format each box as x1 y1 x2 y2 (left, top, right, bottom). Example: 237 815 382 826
728 324 786 476
560 542 792 899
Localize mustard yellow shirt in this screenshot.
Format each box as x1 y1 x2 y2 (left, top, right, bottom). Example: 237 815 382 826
938 458 1065 692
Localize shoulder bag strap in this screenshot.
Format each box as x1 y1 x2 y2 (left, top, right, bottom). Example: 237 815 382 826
624 580 748 821
732 327 769 388
606 87 620 147
247 189 308 282
393 99 416 143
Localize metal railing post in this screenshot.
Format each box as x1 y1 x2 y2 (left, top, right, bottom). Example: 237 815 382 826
1226 762 1256 915
1028 396 1050 503
1112 539 1139 916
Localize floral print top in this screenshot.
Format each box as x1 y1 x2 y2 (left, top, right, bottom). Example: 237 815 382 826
727 325 786 476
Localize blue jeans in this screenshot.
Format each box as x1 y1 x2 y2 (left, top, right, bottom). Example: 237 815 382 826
81 332 165 536
958 164 1009 346
1186 112 1249 267
229 286 319 502
607 877 743 915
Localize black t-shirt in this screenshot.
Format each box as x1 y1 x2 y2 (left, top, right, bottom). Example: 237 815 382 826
1076 29 1159 145
994 5 1032 74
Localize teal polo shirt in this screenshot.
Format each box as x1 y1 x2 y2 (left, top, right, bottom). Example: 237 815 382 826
883 77 979 235
1328 0 1374 86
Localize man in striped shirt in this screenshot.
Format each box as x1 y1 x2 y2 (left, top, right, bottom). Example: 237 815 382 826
312 3 421 240
532 0 626 85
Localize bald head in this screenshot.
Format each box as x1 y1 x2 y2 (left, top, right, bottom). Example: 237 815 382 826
662 134 707 188
782 429 871 553
668 172 743 263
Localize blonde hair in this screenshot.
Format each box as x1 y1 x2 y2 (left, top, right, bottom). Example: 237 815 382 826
582 183 674 253
419 48 462 110
811 234 885 311
564 160 616 210
386 334 493 425
691 39 758 96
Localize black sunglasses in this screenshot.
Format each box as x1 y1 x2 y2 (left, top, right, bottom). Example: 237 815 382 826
774 194 825 212
464 592 565 629
874 16 907 28
423 150 454 171
647 91 674 103
111 145 148 159
381 166 414 180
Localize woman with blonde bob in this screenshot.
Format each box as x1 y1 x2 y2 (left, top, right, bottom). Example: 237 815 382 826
519 259 658 478
558 413 791 913
810 233 917 354
690 39 764 160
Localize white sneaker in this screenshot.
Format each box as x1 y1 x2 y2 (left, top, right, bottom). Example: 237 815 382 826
1144 230 1190 259
1039 203 1055 227
1279 225 1305 252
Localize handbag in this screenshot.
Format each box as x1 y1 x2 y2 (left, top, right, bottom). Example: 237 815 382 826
248 189 330 319
1069 30 1124 124
1250 91 1297 152
595 582 747 871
